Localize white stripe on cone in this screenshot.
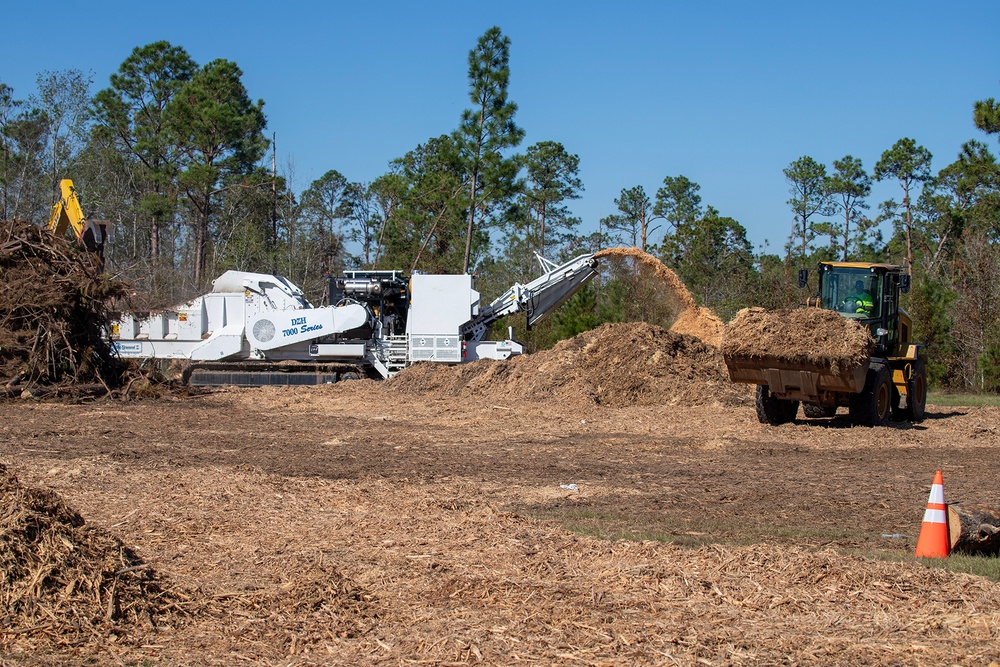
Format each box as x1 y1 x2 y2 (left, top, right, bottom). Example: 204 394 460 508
927 484 944 505
922 508 947 524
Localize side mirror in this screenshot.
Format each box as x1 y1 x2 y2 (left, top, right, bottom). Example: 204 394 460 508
797 269 808 289
900 274 911 293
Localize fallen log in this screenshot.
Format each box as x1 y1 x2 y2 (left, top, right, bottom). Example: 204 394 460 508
948 504 1000 556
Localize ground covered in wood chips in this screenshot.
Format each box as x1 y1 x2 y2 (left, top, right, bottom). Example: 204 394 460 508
3 324 1000 666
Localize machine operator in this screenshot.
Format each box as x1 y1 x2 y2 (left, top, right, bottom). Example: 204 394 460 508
842 279 873 315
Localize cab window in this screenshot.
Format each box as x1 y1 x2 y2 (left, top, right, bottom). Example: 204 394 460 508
820 268 881 319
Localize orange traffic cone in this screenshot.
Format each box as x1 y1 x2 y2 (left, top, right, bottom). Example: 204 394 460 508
914 470 949 558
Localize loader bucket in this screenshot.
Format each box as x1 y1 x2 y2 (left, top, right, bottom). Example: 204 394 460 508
720 307 874 401
723 352 868 400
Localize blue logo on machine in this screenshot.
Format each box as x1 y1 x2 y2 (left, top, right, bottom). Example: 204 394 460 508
113 341 144 356
282 316 323 337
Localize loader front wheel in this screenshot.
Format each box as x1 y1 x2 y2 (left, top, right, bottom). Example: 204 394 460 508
755 385 799 425
849 363 892 426
802 404 837 418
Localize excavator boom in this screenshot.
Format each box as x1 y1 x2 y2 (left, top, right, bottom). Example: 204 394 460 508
47 179 110 268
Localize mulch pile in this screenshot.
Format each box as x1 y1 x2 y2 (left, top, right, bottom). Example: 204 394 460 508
594 247 725 346
1 220 129 396
389 248 745 408
0 464 169 650
721 306 873 376
389 321 748 407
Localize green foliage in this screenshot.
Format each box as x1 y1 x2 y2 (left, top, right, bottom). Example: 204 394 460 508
874 138 934 271
517 140 583 259
750 254 803 310
820 155 873 260
783 155 832 263
655 175 701 230
455 26 524 274
601 185 659 251
299 169 350 278
906 273 957 387
974 96 1000 139
166 58 268 285
655 175 755 319
379 134 470 274
91 41 197 294
0 82 49 222
33 69 93 184
927 391 1000 408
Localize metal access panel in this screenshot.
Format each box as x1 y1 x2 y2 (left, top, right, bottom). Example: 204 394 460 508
407 274 476 363
409 334 462 362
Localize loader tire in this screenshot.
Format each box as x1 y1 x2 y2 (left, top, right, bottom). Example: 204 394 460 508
755 385 799 425
903 359 927 422
849 363 892 426
802 404 837 418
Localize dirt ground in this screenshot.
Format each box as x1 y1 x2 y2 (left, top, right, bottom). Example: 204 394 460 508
3 340 1000 665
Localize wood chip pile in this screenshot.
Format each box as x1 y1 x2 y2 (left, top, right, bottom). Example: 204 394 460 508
594 247 724 346
38 466 996 666
4 393 1000 663
346 490 1000 666
1 220 129 394
389 321 749 407
721 306 873 375
0 464 169 650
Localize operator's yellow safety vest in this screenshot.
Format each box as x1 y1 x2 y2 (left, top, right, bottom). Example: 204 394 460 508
848 291 872 313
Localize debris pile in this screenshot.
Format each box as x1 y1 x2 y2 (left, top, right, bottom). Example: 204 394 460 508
0 464 169 648
0 219 128 395
721 307 873 375
390 321 748 407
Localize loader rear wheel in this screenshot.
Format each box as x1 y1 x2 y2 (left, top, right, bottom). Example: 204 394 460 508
849 363 892 426
755 385 799 425
903 359 927 422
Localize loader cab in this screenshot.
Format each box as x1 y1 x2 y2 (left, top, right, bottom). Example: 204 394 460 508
819 265 882 320
813 262 910 358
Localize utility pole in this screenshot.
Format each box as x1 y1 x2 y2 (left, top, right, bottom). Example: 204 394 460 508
271 131 277 274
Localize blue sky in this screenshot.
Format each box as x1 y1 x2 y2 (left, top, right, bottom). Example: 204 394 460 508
2 1 998 254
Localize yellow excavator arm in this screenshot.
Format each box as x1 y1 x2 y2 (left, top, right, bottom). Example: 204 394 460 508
47 179 110 268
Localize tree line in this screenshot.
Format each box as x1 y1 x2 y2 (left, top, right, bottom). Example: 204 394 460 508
1 29 998 391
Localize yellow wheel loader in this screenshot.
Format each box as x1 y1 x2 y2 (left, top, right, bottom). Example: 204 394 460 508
724 262 927 427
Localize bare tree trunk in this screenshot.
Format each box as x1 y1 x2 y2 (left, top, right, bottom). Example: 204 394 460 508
903 189 914 273
463 162 480 274
842 209 850 261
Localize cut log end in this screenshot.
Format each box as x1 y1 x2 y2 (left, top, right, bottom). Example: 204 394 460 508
948 504 1000 556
